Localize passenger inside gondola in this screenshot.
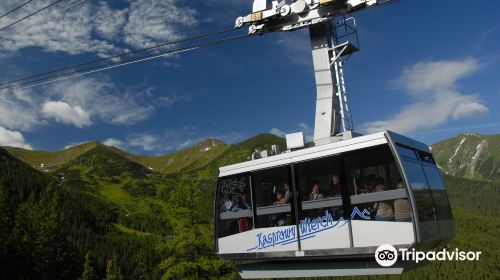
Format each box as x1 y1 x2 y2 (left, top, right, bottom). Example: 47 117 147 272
273 183 291 205
270 192 287 226
283 183 291 203
229 194 243 212
273 191 284 205
329 175 343 217
309 183 325 200
330 175 341 197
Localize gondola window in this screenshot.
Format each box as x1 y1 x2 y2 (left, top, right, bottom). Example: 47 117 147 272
252 166 295 228
217 174 253 238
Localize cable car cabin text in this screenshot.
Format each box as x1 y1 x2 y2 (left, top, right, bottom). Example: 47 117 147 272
214 131 454 265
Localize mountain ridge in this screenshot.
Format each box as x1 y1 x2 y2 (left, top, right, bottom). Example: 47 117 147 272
1 134 286 176
3 132 498 182
2 138 230 174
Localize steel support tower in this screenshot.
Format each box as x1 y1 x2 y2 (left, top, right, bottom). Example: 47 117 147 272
309 16 358 144
236 0 385 146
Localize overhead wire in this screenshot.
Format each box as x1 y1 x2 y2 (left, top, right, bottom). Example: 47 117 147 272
1 0 90 40
0 0 90 43
59 0 88 13
0 0 35 21
0 0 66 33
0 27 237 88
2 32 252 91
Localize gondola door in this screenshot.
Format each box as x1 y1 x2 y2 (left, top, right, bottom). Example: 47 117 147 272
293 155 351 251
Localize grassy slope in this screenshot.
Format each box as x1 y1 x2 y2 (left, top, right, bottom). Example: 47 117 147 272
3 141 99 172
194 133 287 179
53 143 173 216
131 139 229 173
3 138 231 175
113 224 151 237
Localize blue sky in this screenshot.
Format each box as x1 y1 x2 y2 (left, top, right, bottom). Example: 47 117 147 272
0 0 498 154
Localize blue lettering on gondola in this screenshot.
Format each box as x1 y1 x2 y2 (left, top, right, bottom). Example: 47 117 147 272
247 207 370 252
256 227 296 249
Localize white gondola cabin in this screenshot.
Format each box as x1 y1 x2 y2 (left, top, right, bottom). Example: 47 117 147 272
214 131 454 278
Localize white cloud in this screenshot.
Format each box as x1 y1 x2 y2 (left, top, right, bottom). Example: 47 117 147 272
1 76 179 132
363 91 481 134
41 101 92 127
299 122 309 131
270 128 286 137
127 133 159 152
452 102 489 120
104 126 245 154
0 0 198 56
0 89 44 131
0 1 118 56
103 138 125 149
94 2 128 41
49 78 155 125
123 0 197 49
0 126 32 149
392 58 480 94
362 58 489 134
155 96 176 108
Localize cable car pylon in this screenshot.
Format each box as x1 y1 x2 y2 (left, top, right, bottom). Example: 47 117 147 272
235 0 391 146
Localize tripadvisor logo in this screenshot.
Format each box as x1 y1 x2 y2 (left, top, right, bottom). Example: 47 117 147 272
375 244 398 267
375 244 482 267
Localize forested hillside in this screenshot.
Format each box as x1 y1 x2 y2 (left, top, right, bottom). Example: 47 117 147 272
0 134 286 279
1 133 498 279
0 144 237 279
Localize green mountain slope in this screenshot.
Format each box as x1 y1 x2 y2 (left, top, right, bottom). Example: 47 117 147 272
0 144 228 279
54 143 174 220
56 142 150 180
3 141 99 172
131 138 229 173
432 133 500 181
3 138 230 175
195 133 286 178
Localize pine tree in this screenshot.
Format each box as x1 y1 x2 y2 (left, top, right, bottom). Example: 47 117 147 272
104 252 123 280
82 250 99 280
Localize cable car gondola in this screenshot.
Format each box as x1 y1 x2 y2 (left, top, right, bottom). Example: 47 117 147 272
214 131 454 278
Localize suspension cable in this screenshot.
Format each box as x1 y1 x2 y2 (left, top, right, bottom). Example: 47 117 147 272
0 27 237 88
2 33 252 91
0 0 35 21
0 0 66 34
